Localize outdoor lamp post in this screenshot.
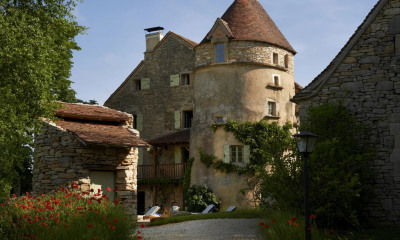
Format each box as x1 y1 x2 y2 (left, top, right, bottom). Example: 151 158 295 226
293 132 318 240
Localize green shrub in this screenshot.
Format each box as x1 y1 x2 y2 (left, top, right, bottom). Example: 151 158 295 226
0 183 135 240
185 185 221 212
300 102 375 228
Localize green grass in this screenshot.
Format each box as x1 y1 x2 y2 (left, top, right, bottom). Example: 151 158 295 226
148 208 265 226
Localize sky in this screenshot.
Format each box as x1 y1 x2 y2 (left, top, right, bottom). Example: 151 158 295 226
70 0 379 105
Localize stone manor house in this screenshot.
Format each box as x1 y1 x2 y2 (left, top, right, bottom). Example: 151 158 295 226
105 0 298 213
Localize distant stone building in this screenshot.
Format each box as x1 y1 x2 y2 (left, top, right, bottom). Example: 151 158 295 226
33 102 149 215
293 0 400 225
105 0 298 212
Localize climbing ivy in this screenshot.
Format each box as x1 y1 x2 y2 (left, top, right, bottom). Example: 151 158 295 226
206 120 296 176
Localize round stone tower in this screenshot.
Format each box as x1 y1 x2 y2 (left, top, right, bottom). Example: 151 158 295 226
190 0 297 207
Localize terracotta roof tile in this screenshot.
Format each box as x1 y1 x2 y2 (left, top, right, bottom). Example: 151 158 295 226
56 121 149 148
56 102 130 123
202 0 295 54
148 129 190 146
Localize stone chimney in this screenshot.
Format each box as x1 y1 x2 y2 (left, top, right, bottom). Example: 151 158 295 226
144 27 164 52
146 32 164 52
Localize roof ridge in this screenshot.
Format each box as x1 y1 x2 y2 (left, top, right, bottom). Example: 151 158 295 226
293 0 387 102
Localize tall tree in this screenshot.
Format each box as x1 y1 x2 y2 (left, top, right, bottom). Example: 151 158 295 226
0 0 85 197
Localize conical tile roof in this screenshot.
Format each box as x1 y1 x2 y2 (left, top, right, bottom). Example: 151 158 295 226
202 0 295 54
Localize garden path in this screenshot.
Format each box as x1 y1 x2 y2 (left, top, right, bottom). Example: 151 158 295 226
139 218 264 240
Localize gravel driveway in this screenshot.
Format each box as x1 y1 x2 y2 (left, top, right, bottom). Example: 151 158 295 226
139 218 264 240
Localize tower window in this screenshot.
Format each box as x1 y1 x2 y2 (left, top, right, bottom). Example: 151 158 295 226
268 102 277 116
284 54 289 68
274 76 280 86
273 53 278 65
215 43 225 63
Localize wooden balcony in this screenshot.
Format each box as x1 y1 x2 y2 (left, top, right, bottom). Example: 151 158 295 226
137 163 187 180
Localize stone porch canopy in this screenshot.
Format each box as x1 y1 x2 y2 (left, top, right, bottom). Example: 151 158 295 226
54 102 149 148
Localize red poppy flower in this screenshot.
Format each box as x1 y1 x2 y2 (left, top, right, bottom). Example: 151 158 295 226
330 229 335 233
113 188 117 192
88 224 93 228
137 237 142 240
272 219 276 223
307 227 312 231
106 187 111 192
12 194 16 198
114 200 119 205
140 223 145 228
114 219 118 223
288 220 292 225
310 214 316 219
90 189 94 192
291 217 297 222
294 223 299 226
265 224 269 228
260 222 264 226
137 230 141 234
110 225 116 230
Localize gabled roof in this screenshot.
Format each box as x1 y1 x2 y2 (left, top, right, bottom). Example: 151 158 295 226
147 129 190 146
203 18 235 42
56 102 130 123
56 121 149 148
104 31 197 105
152 31 198 52
201 0 295 54
53 102 149 148
292 0 387 102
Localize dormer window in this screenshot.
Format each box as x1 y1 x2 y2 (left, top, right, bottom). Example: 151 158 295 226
215 43 225 63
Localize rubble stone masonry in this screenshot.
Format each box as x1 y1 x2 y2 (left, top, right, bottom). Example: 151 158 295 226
33 122 139 215
297 0 400 225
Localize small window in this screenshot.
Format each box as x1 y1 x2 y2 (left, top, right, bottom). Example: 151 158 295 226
216 116 225 124
215 43 225 63
268 102 276 116
284 54 289 68
274 76 280 86
181 74 190 85
183 110 193 128
273 53 278 65
135 80 141 90
231 145 243 163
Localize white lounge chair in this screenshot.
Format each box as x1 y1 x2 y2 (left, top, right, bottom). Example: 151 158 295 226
143 206 161 219
225 206 236 212
201 204 215 213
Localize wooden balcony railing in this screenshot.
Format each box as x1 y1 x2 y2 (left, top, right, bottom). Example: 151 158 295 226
137 163 187 180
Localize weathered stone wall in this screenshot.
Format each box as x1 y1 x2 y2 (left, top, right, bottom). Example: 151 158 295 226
195 40 294 75
106 33 196 166
298 0 400 225
33 122 139 215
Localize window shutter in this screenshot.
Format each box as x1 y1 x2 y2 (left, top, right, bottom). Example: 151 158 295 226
174 146 182 163
141 78 150 90
136 113 143 131
244 145 250 164
223 145 230 163
170 74 180 87
174 110 181 129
